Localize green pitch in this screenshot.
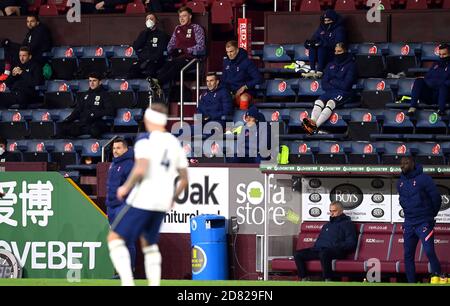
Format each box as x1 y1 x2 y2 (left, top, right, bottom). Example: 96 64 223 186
0 279 448 286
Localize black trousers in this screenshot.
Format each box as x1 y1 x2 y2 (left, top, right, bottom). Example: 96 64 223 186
294 247 347 279
58 121 108 138
127 60 163 79
156 57 191 85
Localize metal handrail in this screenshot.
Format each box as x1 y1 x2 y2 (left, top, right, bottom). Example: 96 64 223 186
101 135 120 162
180 58 200 126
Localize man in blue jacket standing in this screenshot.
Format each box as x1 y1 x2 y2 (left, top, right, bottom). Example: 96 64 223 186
302 9 346 79
294 201 357 281
106 138 136 270
397 156 442 283
197 72 233 128
222 41 263 110
407 44 450 117
303 43 356 135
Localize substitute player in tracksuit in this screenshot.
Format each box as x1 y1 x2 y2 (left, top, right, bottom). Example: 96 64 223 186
302 42 356 135
106 138 136 271
397 156 442 283
302 9 346 79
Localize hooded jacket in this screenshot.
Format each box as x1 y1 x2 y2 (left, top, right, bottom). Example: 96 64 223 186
106 148 134 208
198 85 233 120
322 52 357 96
397 164 442 226
312 9 346 49
313 214 357 252
424 58 450 88
221 48 263 94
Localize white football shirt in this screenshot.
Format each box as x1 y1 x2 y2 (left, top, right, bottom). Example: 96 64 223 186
126 131 188 211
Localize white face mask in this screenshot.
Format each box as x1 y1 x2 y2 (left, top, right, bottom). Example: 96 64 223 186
146 19 155 29
0 147 4 155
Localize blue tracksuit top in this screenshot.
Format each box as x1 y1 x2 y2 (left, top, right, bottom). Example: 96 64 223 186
198 85 233 120
106 148 134 208
424 58 450 88
321 53 357 96
313 214 357 252
312 9 346 49
221 48 263 94
397 164 442 226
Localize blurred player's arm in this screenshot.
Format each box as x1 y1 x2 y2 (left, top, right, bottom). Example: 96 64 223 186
171 168 188 209
117 158 149 200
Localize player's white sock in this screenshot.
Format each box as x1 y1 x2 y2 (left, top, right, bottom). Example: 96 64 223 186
311 100 324 122
316 100 336 128
143 244 162 286
108 239 135 286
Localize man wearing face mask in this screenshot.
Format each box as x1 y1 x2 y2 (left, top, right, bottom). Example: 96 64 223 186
128 13 169 80
407 44 450 117
302 43 356 135
302 9 346 79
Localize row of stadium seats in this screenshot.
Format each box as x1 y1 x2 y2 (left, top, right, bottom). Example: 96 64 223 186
259 78 415 107
1 107 449 141
260 42 443 77
271 222 450 277
0 108 143 139
36 79 152 109
0 46 139 79
280 140 449 165
6 138 108 169
0 77 422 110
235 108 450 140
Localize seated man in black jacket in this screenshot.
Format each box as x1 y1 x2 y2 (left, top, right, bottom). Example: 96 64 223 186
0 46 43 108
294 201 357 281
58 72 114 138
127 13 168 80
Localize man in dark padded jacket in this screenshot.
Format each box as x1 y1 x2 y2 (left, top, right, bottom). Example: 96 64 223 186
294 201 357 281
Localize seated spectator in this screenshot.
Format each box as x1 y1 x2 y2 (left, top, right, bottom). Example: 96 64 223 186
1 14 52 68
0 46 43 108
294 201 357 281
302 43 356 135
230 105 267 164
128 13 169 80
301 9 346 79
58 72 114 138
152 6 205 94
196 72 233 128
0 0 21 16
221 41 263 110
407 43 450 117
0 137 21 162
